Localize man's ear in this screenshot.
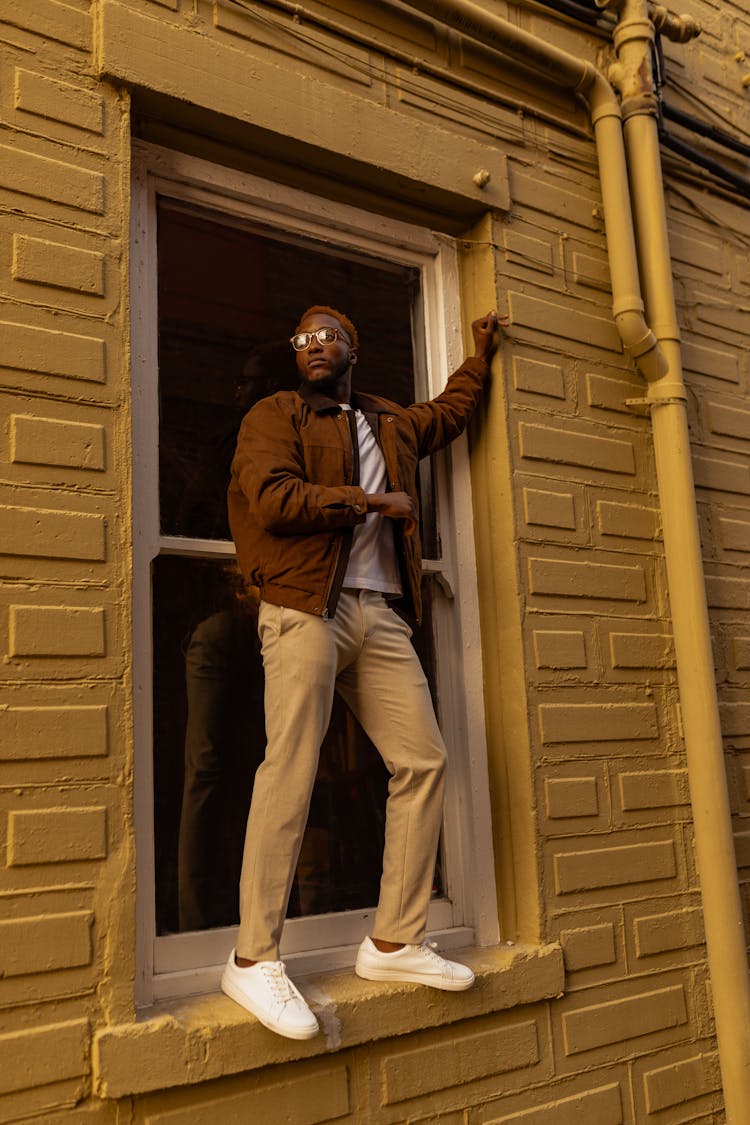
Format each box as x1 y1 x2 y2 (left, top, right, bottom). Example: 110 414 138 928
349 348 358 365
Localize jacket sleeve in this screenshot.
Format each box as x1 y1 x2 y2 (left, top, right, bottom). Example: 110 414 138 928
407 356 489 459
232 397 368 536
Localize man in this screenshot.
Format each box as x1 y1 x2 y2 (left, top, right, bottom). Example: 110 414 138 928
223 303 502 1039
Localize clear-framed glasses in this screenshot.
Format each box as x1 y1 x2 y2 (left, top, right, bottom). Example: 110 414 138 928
290 327 350 351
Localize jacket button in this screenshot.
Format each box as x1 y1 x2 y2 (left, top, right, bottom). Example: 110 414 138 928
354 504 362 512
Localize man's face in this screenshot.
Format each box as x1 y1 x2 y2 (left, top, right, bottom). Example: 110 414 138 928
294 313 356 390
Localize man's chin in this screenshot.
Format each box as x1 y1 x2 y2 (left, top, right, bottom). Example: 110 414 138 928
301 371 337 391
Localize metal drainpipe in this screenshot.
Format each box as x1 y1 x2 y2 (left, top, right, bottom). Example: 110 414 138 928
395 0 750 1115
605 1 750 1118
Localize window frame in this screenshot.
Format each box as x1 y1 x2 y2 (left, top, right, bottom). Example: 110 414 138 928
131 142 499 1006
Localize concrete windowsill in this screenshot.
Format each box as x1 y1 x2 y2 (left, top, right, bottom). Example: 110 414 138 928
93 942 564 1099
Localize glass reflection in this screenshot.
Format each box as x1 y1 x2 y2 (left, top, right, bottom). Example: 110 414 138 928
153 201 444 936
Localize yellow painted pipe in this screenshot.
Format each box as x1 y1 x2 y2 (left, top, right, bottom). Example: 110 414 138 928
404 0 665 380
615 11 750 1110
398 0 750 1116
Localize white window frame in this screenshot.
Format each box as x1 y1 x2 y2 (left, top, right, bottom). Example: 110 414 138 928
131 142 499 1005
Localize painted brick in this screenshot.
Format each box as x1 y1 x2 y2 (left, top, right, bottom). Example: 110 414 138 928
217 2 374 89
708 400 750 441
528 558 646 601
539 702 658 744
719 702 750 736
0 146 104 214
8 606 105 657
597 500 660 541
562 985 687 1054
694 289 747 335
704 574 750 609
719 516 750 552
523 488 576 530
609 632 674 669
509 169 600 231
693 453 750 496
381 1020 539 1104
0 1017 89 1095
0 505 105 561
519 423 635 475
0 322 105 382
14 69 104 134
485 1081 623 1124
100 1 509 213
554 840 676 893
12 235 105 295
559 924 617 972
2 910 93 976
0 0 91 49
545 777 599 819
682 338 740 383
572 250 611 292
734 831 750 867
10 414 105 471
644 1051 721 1113
533 630 587 669
508 292 620 352
7 806 107 865
143 1067 351 1124
585 373 634 414
744 764 750 800
670 228 723 274
635 907 705 957
513 356 565 399
504 229 554 274
0 704 108 760
619 770 689 810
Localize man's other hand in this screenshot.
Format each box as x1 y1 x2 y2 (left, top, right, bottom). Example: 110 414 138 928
471 310 509 361
367 492 418 536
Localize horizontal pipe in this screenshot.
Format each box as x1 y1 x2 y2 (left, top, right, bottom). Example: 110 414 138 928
659 127 750 199
662 101 750 157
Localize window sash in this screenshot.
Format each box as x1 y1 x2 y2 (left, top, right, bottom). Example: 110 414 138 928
131 142 499 1006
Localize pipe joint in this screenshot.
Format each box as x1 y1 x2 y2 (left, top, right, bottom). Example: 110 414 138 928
649 3 702 42
621 92 659 119
613 307 668 381
613 17 654 53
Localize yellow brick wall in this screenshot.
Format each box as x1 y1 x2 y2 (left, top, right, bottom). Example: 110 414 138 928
1 0 748 1121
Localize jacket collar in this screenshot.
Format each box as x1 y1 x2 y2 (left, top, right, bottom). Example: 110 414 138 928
297 382 393 415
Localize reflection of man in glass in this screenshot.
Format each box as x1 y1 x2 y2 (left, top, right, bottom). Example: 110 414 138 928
222 304 503 1039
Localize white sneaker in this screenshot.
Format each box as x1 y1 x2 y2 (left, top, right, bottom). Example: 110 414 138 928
221 950 319 1040
355 936 475 991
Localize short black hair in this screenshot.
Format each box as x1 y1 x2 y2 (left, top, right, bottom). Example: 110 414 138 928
296 305 359 349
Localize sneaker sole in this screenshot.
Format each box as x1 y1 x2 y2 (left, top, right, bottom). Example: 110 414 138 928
354 963 475 991
221 972 319 1040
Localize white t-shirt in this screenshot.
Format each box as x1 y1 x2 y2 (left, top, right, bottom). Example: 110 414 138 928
340 405 402 595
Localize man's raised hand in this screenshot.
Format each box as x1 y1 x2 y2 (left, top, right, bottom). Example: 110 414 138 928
472 309 509 361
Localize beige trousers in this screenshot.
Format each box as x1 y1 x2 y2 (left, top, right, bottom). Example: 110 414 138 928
236 589 447 961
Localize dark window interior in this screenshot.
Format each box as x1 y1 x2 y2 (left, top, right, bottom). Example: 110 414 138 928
153 200 442 936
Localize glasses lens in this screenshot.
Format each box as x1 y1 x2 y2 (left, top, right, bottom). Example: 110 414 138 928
316 328 338 344
291 333 311 351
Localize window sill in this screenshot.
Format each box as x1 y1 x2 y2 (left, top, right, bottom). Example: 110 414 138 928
93 942 564 1099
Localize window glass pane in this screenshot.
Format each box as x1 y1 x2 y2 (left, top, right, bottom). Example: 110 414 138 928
153 201 445 936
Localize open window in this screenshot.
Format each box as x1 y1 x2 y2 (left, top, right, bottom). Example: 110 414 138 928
131 145 498 1003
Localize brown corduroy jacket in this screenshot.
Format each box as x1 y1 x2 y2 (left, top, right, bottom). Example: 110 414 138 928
227 356 488 622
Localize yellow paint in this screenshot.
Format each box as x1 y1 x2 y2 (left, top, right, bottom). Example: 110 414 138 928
3 0 749 1120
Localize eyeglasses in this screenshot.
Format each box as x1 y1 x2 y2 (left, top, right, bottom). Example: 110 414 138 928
290 327 350 351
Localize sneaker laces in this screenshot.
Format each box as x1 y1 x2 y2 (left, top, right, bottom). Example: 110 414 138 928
259 961 296 1003
418 941 446 966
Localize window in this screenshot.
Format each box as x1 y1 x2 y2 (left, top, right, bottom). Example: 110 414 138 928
131 144 498 1004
